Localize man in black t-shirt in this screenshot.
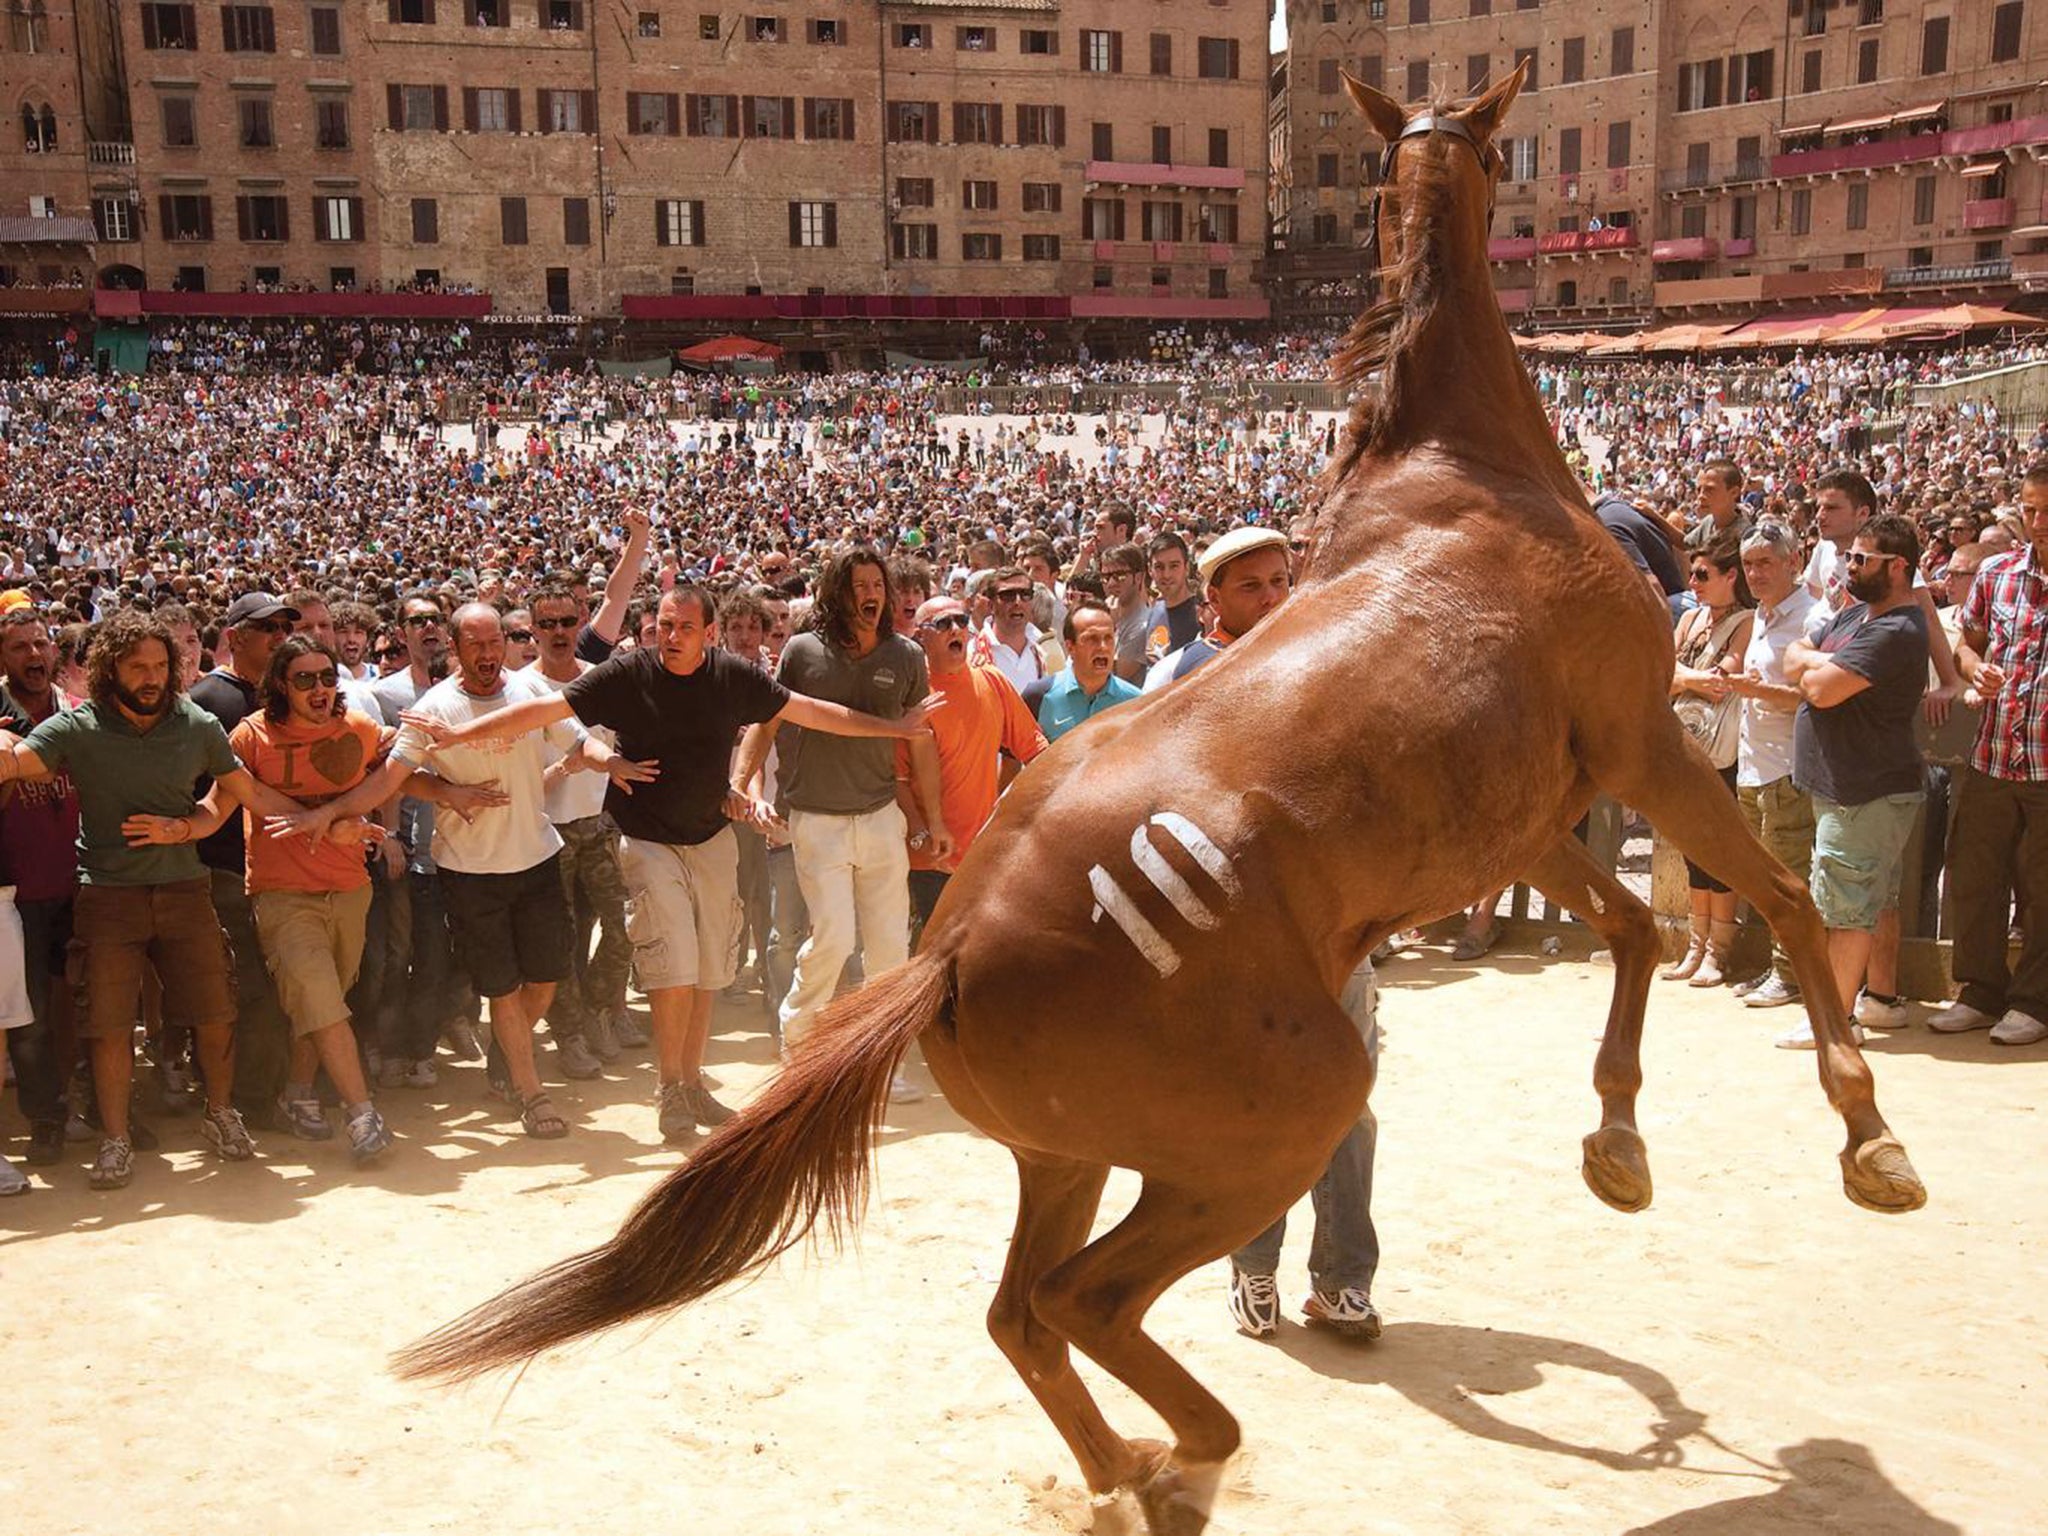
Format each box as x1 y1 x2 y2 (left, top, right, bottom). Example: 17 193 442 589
413 584 937 1147
1779 514 1931 1051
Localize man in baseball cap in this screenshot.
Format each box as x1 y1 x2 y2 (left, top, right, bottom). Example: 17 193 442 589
220 591 302 630
1142 526 1293 692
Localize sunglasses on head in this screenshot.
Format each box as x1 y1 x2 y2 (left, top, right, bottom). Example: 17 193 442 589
923 613 972 632
287 667 339 691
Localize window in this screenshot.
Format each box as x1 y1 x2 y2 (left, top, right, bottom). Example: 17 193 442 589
545 0 585 29
221 4 275 50
1209 127 1230 167
315 195 362 241
392 0 433 21
1081 29 1122 73
1990 100 2016 122
637 11 658 37
1555 279 1577 306
467 87 515 133
141 3 198 48
1318 57 1340 94
953 102 1001 145
161 96 197 147
1197 202 1239 242
655 198 704 246
1092 265 1112 289
1731 194 1756 239
239 98 274 148
1611 26 1634 74
790 200 837 247
1513 46 1538 89
1197 37 1239 79
1469 0 1489 13
699 13 718 39
1505 136 1537 180
1091 122 1113 159
1407 60 1430 98
1992 1 2023 59
1142 201 1183 242
467 0 506 26
745 95 793 139
631 92 679 135
1606 119 1630 167
809 17 841 43
1022 182 1061 213
1801 50 1822 92
963 179 999 211
1860 0 1884 22
236 194 288 241
957 24 992 51
887 100 937 143
314 98 348 148
1311 213 1338 244
1729 49 1773 102
1856 38 1879 80
410 198 438 243
1561 36 1584 84
310 5 340 52
1317 152 1338 187
1679 204 1706 238
539 89 594 133
1558 128 1580 174
1409 0 1430 19
1976 237 2005 261
1023 234 1060 261
892 223 937 259
684 93 735 137
1913 175 1935 224
1677 59 1722 111
562 197 590 245
500 196 527 244
896 177 934 208
390 84 448 131
1789 187 1811 235
806 98 854 141
95 197 135 241
1081 197 1125 240
1021 28 1056 55
749 14 781 41
1467 53 1488 90
1803 0 1827 35
158 193 212 240
895 22 929 47
1846 182 1868 230
962 232 1002 261
1152 125 1172 164
1016 104 1065 147
1920 15 1948 73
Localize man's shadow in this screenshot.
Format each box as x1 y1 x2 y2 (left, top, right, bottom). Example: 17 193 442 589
1626 1439 1963 1535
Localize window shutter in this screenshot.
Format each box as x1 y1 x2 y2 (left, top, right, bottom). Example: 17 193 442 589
313 197 329 241
386 84 403 129
1111 31 1123 71
144 8 160 47
724 95 738 135
803 97 816 138
157 193 174 233
262 9 275 49
277 200 290 240
579 91 595 129
236 195 251 240
685 93 701 135
432 86 449 130
198 196 213 239
422 0 435 21
824 203 837 247
842 99 855 140
1053 105 1066 146
536 89 553 133
690 199 703 242
507 88 521 132
1228 39 1240 78
665 92 680 135
350 197 363 240
462 87 479 132
923 101 938 143
387 0 401 21
952 102 966 141
568 0 583 27
780 97 793 137
218 4 232 49
1050 29 1060 54
655 200 669 245
788 202 801 246
991 104 1003 144
742 95 758 135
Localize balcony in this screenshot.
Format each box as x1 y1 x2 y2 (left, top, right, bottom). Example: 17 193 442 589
1657 157 1771 195
1771 114 2048 182
1885 259 2015 289
88 141 135 166
1539 227 1640 255
1964 197 2016 230
1495 287 1534 313
1762 266 1882 300
1084 160 1246 191
2015 250 2048 290
1656 275 1766 307
1724 236 1756 257
1652 237 1720 263
1488 235 1538 261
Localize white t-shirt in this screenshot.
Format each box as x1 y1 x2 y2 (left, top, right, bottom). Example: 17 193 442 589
392 669 581 875
519 660 613 825
0 889 32 1031
1737 587 1819 789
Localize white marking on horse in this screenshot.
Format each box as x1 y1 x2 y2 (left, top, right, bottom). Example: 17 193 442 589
1588 889 1607 914
1088 813 1242 977
1150 813 1243 903
1130 825 1221 931
1089 865 1182 977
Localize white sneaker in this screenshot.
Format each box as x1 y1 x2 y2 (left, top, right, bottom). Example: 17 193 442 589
1775 1016 1866 1051
1990 1009 2048 1047
887 1073 924 1104
0 1156 28 1197
1927 1000 1998 1034
1854 993 1911 1031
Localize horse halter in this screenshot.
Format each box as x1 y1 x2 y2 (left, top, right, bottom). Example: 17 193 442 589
1360 113 1504 293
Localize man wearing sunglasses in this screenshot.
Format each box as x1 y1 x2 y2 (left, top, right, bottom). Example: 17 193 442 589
1779 515 1931 1051
970 565 1050 696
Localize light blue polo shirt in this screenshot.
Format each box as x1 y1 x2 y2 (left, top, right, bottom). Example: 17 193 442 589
1032 669 1140 743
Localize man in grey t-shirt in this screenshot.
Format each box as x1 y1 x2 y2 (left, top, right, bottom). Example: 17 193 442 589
734 549 946 1064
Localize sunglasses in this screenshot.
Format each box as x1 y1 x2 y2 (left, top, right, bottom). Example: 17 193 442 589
1844 551 1899 568
1686 568 1719 583
375 647 405 660
993 588 1033 603
287 667 339 691
403 611 445 627
531 615 580 632
241 618 287 636
922 613 972 632
505 629 534 644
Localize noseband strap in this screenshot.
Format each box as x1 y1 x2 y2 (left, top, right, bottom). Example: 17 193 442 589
1361 114 1503 296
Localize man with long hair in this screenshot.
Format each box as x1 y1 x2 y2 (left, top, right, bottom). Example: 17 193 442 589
734 547 948 1089
0 610 313 1189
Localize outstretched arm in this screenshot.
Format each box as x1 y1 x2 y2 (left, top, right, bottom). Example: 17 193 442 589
776 691 944 740
400 693 573 751
589 508 653 644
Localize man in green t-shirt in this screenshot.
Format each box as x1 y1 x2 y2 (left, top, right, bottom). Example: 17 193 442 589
0 610 314 1191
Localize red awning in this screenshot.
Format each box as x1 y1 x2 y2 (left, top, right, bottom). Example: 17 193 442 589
676 334 784 362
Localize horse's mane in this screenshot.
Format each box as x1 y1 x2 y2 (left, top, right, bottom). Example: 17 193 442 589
1327 102 1459 466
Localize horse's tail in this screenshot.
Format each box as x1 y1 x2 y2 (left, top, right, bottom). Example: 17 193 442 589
392 951 953 1385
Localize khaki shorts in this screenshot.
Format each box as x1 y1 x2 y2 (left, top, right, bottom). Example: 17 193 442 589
253 884 373 1037
619 828 744 993
71 877 235 1039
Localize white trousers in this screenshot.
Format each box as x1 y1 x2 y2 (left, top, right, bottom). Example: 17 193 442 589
778 803 911 1046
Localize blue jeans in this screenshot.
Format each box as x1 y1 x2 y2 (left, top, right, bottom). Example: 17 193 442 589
764 845 807 1021
1233 961 1380 1294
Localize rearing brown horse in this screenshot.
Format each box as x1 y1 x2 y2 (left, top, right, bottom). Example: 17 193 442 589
396 66 1925 1527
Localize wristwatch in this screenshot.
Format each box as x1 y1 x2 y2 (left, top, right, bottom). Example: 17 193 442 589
909 829 931 850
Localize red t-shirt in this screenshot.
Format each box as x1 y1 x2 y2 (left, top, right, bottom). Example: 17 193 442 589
230 708 383 894
0 691 83 902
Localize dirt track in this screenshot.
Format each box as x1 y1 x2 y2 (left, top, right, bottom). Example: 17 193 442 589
3 935 2036 1535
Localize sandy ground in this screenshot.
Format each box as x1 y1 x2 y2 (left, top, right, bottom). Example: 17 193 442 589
3 928 2038 1536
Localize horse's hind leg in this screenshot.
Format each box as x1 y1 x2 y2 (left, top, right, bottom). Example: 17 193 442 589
1524 834 1660 1213
986 1152 1134 1494
1611 732 1926 1213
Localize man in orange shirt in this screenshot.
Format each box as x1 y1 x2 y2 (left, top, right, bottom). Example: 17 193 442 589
896 595 1047 938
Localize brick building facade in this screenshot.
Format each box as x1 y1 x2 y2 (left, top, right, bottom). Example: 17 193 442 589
2 0 1276 320
1279 0 2048 327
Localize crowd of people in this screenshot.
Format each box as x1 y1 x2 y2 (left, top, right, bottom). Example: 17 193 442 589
0 326 2040 1321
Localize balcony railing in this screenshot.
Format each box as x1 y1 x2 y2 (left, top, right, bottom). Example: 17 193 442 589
1488 235 1538 261
2015 250 2048 287
1772 114 2048 181
1885 259 2014 288
1652 236 1720 263
88 140 135 166
1084 160 1246 191
1657 157 1771 194
1724 236 1757 257
1963 196 2016 230
1538 227 1641 254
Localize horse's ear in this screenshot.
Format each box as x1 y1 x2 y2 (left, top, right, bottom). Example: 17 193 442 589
1342 71 1407 145
1462 57 1528 141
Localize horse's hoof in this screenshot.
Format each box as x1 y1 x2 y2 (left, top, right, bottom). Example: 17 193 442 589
1134 1450 1227 1536
1840 1134 1927 1214
1581 1126 1653 1213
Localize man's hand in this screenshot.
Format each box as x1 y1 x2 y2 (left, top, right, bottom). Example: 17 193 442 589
926 821 956 864
377 836 407 879
1922 682 1959 726
898 691 949 735
325 817 387 851
397 708 454 746
1973 660 2009 698
266 805 337 843
723 787 786 836
122 813 192 847
440 779 510 823
602 754 661 795
622 507 652 542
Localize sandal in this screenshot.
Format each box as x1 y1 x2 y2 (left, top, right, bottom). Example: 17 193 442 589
517 1091 569 1140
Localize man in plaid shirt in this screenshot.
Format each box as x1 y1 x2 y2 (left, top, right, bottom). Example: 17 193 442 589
1932 462 2048 1047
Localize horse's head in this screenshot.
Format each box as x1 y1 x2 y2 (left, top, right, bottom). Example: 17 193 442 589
1340 60 1526 287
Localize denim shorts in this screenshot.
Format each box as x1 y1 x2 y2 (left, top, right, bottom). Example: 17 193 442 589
1811 792 1924 933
